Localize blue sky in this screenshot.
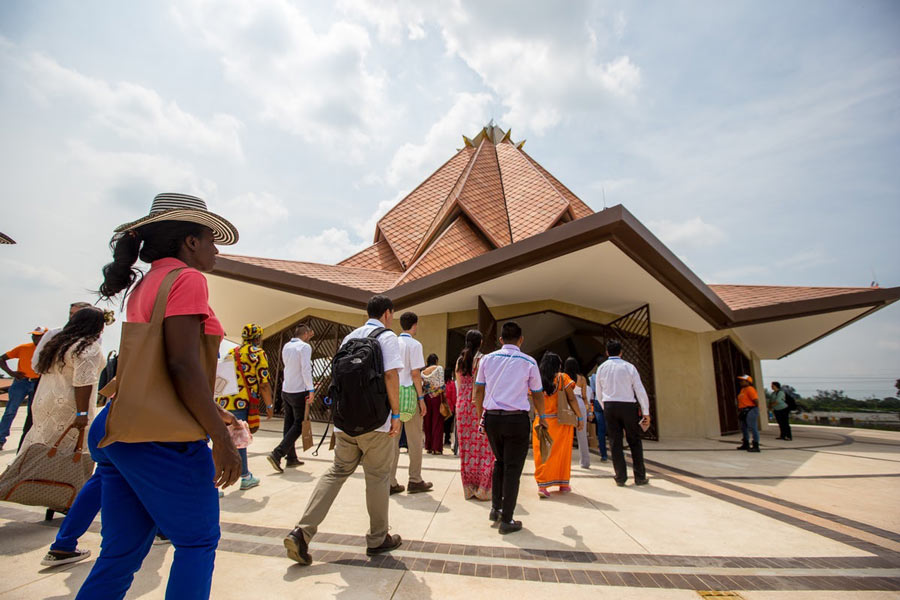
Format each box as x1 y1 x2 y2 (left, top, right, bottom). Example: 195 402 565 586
1 0 897 397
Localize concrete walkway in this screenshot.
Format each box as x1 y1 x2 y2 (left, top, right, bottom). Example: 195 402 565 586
1 414 898 599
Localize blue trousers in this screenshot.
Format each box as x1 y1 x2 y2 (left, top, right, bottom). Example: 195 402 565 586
0 378 37 446
227 407 250 477
592 400 608 459
739 406 760 444
75 408 220 600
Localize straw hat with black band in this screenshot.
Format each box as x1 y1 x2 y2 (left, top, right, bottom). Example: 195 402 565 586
114 193 239 245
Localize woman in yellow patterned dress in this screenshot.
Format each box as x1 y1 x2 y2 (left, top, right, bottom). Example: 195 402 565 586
216 323 272 491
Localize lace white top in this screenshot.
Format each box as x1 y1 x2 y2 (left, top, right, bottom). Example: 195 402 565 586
19 340 105 454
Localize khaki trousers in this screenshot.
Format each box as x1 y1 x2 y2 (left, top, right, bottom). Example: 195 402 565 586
391 408 424 486
297 429 394 548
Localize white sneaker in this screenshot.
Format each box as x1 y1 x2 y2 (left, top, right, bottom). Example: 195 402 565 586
41 548 91 567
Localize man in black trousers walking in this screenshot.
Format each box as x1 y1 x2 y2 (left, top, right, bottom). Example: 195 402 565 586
474 321 546 534
596 340 651 486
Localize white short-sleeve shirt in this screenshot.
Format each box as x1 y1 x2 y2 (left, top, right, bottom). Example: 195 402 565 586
282 338 314 393
397 333 425 388
335 318 403 433
475 344 543 411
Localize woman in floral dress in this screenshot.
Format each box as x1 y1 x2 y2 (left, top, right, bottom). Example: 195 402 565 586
454 329 493 500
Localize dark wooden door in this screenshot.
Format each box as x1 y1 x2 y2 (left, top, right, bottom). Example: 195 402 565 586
712 337 751 435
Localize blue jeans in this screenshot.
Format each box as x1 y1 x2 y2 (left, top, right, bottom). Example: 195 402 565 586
228 408 250 477
592 400 608 459
75 407 220 600
0 378 37 446
740 406 760 444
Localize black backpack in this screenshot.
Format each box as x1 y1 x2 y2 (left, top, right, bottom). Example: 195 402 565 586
98 351 118 392
782 385 800 412
329 327 390 437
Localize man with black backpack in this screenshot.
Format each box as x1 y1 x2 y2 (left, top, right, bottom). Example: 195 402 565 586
284 295 403 565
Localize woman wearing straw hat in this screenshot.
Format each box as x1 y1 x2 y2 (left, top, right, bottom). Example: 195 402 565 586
76 193 242 600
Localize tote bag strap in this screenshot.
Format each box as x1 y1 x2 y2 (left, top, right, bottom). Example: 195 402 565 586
149 268 186 326
46 423 87 463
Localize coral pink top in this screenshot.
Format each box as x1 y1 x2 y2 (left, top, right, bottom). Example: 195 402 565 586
126 257 224 337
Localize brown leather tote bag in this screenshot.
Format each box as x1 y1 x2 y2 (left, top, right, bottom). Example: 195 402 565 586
99 268 220 447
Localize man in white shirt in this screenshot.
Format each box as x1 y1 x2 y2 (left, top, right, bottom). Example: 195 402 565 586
284 295 403 565
389 312 433 495
268 323 315 472
595 339 651 486
474 321 546 535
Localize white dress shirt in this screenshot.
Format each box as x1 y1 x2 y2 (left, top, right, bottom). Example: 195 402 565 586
282 338 314 393
397 333 425 388
335 318 403 433
475 344 543 411
595 356 650 415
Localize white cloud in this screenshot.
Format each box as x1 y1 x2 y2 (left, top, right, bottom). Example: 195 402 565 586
4 47 243 160
386 92 493 187
284 227 368 264
336 0 429 44
647 217 726 248
0 258 71 290
172 0 391 155
222 192 289 232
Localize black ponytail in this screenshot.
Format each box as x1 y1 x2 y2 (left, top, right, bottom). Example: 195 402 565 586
99 230 142 300
98 221 208 301
457 329 483 376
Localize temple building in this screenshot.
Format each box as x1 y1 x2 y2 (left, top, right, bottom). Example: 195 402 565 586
207 123 899 439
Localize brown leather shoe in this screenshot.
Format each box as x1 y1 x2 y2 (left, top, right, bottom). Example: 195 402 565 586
406 480 433 494
366 533 402 556
389 484 405 495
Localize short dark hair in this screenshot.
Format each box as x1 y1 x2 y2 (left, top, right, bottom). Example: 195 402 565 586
500 321 522 343
772 381 781 389
367 295 394 319
400 311 418 330
426 353 439 366
606 339 622 356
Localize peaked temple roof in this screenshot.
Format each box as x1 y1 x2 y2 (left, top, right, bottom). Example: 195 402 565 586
340 123 594 283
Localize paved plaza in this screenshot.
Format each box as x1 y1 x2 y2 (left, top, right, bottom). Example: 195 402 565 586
1 413 898 599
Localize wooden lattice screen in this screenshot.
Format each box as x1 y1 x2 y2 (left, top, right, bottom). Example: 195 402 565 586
261 316 354 423
607 305 659 441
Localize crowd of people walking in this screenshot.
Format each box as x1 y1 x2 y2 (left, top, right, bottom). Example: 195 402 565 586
0 192 770 599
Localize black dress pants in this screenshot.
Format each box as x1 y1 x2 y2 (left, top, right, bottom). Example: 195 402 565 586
276 391 309 460
484 411 530 521
604 402 646 483
774 407 792 439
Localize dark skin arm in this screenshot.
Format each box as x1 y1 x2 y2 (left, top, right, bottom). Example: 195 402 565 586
72 385 91 430
0 355 25 380
260 381 273 419
164 315 241 489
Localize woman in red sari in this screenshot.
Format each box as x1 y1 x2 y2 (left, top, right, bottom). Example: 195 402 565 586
454 330 493 500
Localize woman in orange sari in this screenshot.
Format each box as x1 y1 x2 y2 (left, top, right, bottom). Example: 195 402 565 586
532 352 583 498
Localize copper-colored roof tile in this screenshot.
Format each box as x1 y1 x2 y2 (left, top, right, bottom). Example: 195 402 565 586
222 254 397 293
709 284 874 311
399 216 492 284
458 141 513 246
338 240 402 272
522 150 594 219
495 142 569 242
377 148 473 268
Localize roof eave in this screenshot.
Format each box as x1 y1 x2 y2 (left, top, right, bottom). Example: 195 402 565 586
213 256 373 310
387 204 735 329
728 287 900 327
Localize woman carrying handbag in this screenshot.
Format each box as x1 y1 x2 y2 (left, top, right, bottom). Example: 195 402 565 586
75 193 242 600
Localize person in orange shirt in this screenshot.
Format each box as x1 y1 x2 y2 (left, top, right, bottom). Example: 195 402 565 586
0 327 46 450
736 374 761 453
